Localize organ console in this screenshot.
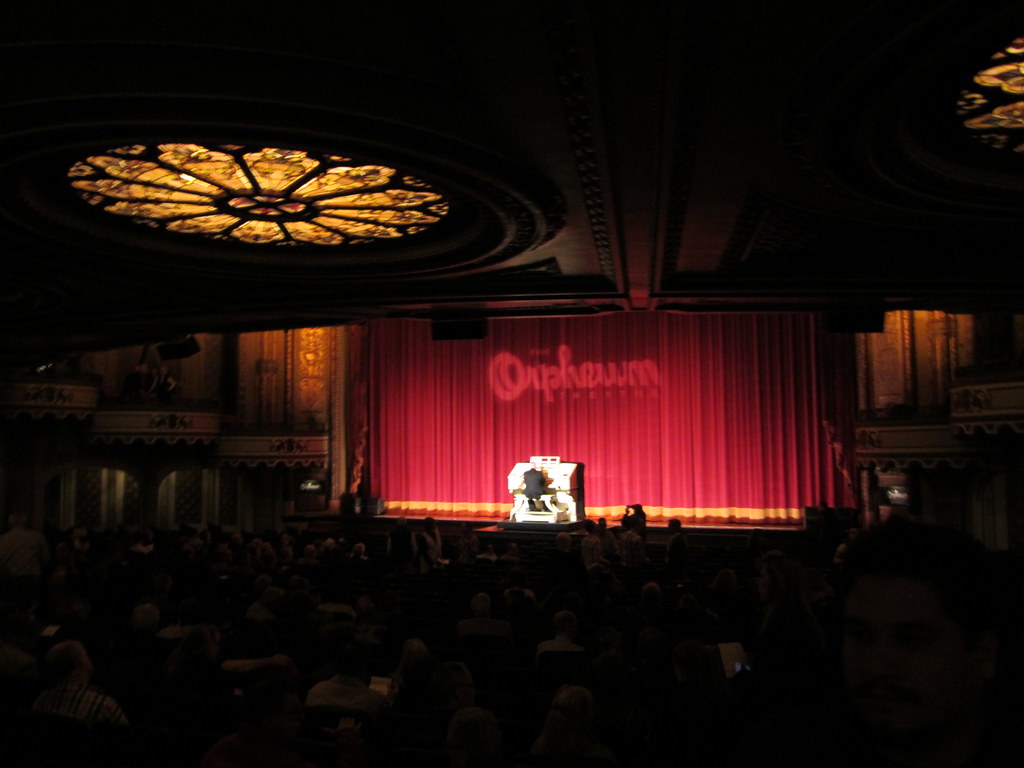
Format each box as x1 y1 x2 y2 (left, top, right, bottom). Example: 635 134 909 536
507 456 584 523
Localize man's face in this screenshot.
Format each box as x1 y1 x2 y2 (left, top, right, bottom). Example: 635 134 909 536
842 574 995 746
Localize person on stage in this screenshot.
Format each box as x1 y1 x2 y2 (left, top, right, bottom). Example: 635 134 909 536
522 463 547 511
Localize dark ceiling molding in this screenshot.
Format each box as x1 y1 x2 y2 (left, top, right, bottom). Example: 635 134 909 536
545 2 616 282
460 257 564 279
720 193 774 270
655 4 721 290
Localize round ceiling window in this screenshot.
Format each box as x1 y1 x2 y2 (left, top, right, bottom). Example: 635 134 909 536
68 143 450 246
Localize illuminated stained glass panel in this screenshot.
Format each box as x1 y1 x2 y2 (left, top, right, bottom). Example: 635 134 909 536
960 36 1024 153
69 143 449 246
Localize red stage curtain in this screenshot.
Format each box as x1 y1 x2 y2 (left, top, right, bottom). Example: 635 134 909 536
365 313 855 525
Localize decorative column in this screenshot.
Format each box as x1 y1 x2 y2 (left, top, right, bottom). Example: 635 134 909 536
328 328 348 510
256 359 279 427
294 327 330 431
862 311 913 414
925 311 955 410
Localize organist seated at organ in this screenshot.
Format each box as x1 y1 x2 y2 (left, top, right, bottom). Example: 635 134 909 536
507 457 583 523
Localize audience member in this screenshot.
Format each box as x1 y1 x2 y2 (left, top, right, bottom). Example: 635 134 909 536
32 639 129 725
498 541 522 565
390 637 439 713
536 610 585 660
433 660 477 713
699 568 750 643
675 592 719 644
457 592 512 639
386 518 416 573
736 518 1024 767
634 581 670 633
475 543 499 564
586 625 646 761
0 512 50 603
0 600 38 679
158 596 211 640
502 582 542 648
305 645 390 719
596 517 620 565
343 542 374 578
163 623 238 731
832 526 861 569
102 601 167 723
502 567 537 603
320 537 345 567
246 586 286 622
447 706 507 768
836 519 1019 767
529 684 619 766
663 518 687 583
201 677 365 768
742 550 826 711
622 504 647 540
617 517 648 569
455 523 480 565
580 520 606 570
416 517 444 572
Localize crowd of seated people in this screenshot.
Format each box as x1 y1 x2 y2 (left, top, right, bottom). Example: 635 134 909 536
0 511 1021 768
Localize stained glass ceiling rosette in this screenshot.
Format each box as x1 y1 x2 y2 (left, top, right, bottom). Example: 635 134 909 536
959 35 1024 153
68 143 450 246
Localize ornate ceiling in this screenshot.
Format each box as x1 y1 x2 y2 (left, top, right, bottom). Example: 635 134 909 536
2 0 1024 368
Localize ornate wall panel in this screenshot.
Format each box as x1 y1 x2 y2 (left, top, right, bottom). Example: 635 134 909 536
260 332 287 427
329 328 348 501
293 327 331 431
90 409 221 444
0 377 100 419
855 422 978 469
216 434 328 467
955 314 975 369
863 311 913 412
238 330 287 428
950 378 1024 434
177 333 221 403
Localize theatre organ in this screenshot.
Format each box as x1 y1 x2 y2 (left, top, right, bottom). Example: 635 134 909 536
507 456 584 523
